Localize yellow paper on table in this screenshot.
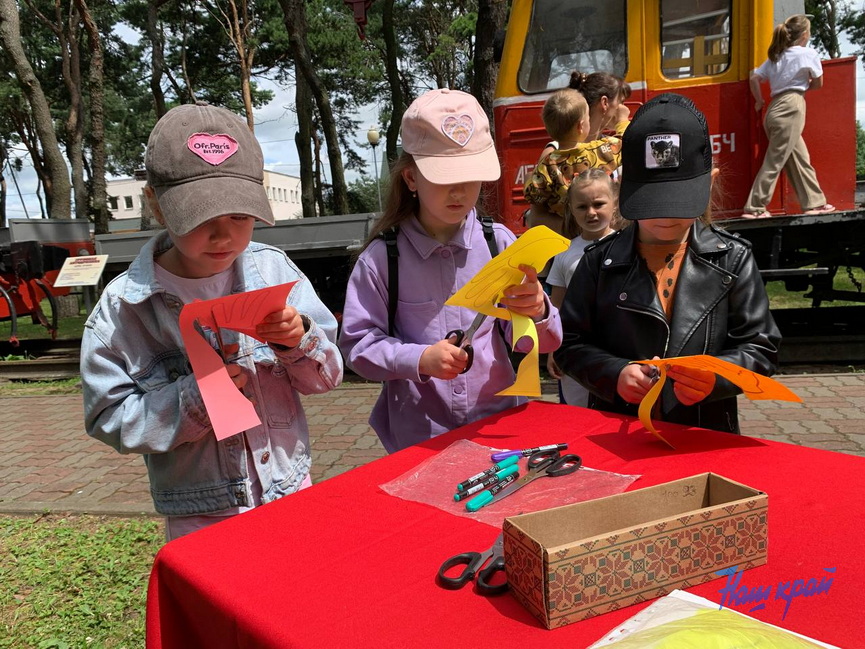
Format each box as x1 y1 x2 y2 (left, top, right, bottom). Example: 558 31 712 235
602 608 825 648
632 355 802 449
446 225 569 397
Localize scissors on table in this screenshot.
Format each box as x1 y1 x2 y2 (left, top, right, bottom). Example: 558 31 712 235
446 312 487 374
437 533 508 595
482 449 582 507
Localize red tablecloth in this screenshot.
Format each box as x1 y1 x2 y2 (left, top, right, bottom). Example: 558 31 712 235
146 402 863 648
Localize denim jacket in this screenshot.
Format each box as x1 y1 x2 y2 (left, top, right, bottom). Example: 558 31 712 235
81 232 343 515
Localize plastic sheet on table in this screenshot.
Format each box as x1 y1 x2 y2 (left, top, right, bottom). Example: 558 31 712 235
380 439 640 528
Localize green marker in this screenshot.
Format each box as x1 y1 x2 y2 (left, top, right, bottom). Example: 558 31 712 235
455 454 520 492
454 464 519 501
465 472 519 512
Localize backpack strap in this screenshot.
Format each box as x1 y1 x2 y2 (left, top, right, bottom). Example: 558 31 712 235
475 215 516 353
477 214 498 258
381 226 400 337
380 215 497 339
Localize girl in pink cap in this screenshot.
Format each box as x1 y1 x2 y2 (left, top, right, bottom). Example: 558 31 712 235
339 88 562 453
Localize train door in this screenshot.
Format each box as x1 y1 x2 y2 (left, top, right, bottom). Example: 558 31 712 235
645 0 855 216
643 0 753 217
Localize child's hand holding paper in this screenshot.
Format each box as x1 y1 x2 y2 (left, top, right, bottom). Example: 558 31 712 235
665 363 716 406
255 306 306 348
631 355 802 450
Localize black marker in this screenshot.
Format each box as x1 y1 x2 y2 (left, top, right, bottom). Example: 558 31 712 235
490 443 568 462
455 454 520 492
454 464 519 501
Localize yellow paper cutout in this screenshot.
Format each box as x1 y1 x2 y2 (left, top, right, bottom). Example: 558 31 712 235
445 225 570 320
636 365 675 449
632 355 803 449
495 313 540 397
445 226 569 397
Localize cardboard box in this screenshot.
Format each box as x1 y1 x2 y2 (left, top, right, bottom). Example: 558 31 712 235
503 473 767 629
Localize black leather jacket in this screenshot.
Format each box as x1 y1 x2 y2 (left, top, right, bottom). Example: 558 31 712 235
554 221 780 434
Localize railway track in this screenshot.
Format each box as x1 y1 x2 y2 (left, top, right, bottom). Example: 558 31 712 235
0 339 82 381
1 310 863 383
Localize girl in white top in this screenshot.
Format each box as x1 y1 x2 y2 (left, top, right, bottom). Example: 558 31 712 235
742 14 834 218
546 169 621 406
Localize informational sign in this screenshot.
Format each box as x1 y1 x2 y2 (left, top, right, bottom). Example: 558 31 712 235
52 254 109 287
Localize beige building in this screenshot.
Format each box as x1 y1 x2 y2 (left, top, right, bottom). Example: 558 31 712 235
107 169 303 222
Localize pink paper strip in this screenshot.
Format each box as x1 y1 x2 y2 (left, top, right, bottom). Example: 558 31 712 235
179 282 297 440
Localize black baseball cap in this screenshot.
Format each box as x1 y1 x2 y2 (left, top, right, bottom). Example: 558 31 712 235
619 93 712 220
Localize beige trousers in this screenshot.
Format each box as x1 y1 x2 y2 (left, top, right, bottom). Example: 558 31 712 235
744 91 826 213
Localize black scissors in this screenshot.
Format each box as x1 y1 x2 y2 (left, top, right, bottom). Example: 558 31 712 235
445 312 487 373
482 449 582 507
436 532 508 595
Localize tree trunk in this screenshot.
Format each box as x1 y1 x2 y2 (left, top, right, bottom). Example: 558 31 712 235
295 71 317 218
0 143 6 228
215 0 257 131
29 0 87 220
77 0 110 235
147 0 168 118
312 127 325 217
0 0 72 219
472 0 507 127
66 29 88 222
382 0 404 165
278 0 349 215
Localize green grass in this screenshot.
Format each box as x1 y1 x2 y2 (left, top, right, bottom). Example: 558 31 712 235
0 378 82 397
0 514 163 648
764 266 865 309
0 296 86 343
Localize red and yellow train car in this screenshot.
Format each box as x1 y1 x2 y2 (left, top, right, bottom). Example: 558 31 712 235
492 0 857 232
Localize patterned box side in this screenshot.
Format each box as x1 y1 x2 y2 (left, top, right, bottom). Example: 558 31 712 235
545 498 767 626
504 519 550 627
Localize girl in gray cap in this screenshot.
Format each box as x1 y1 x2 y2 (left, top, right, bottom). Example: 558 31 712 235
81 103 343 540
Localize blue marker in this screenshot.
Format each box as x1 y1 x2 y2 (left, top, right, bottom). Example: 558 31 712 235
455 455 520 492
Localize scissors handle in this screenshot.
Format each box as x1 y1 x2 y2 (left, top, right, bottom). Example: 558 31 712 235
437 551 483 590
444 329 474 374
475 555 508 596
547 453 582 476
446 328 466 347
527 450 582 476
527 448 561 470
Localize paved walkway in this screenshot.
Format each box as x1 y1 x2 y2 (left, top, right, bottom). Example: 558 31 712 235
1 374 863 516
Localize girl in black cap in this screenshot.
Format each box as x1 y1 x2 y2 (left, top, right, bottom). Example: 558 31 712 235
555 93 781 434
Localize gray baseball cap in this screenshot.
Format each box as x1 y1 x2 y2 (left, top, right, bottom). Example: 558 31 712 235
145 102 274 236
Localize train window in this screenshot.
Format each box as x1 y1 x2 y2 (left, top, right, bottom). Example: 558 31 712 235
660 0 731 79
517 0 626 94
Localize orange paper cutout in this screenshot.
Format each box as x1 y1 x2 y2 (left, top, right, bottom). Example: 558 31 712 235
179 282 297 440
632 355 802 449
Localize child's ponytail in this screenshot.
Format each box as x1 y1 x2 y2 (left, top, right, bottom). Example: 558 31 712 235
768 14 810 63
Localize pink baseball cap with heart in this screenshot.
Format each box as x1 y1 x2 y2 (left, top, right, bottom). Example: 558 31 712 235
401 89 501 184
145 102 274 236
